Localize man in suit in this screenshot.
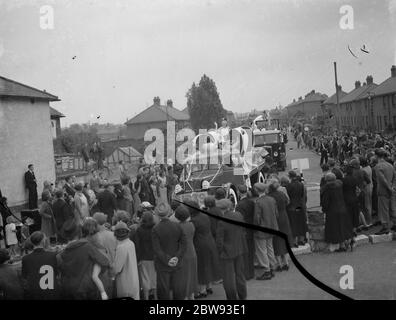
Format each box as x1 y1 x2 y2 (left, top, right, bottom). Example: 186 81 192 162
253 182 279 281
216 199 247 300
97 182 117 223
21 231 59 299
152 202 187 300
52 189 74 243
24 164 38 209
235 185 255 280
320 139 329 166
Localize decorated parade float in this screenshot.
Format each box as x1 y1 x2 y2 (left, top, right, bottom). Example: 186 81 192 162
174 116 286 207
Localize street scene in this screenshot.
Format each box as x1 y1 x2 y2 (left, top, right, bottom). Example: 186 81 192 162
1 0 396 302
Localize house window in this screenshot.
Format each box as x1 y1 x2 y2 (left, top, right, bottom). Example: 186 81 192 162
383 96 387 107
384 116 388 128
393 116 396 128
392 94 396 107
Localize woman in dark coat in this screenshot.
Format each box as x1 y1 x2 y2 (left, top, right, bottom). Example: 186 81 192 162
203 196 223 241
175 205 198 300
342 165 360 231
39 190 57 239
321 173 353 251
187 200 221 299
267 179 293 271
285 171 308 247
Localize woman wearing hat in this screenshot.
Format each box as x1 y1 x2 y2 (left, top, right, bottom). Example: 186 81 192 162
187 200 221 298
285 171 308 247
175 205 198 300
113 221 140 299
134 212 157 300
39 190 57 239
267 179 293 271
321 173 353 252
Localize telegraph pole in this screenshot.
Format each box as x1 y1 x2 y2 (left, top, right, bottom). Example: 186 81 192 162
334 62 340 133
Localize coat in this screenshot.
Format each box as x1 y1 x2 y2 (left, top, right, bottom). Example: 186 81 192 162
207 206 223 240
285 179 308 238
113 239 140 299
21 248 59 299
216 210 247 259
134 224 155 261
268 190 293 255
0 262 23 300
342 174 360 228
152 219 187 272
321 180 353 244
254 194 279 239
39 201 56 238
190 212 221 284
179 221 198 297
24 170 37 190
57 239 110 300
52 198 74 243
97 189 117 219
235 197 255 279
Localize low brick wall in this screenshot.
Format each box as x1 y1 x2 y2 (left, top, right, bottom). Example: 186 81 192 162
307 210 328 252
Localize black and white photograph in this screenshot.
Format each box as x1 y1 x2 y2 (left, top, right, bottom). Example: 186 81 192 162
0 0 395 304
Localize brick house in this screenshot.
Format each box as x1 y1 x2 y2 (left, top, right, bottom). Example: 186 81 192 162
125 97 190 140
322 85 348 128
367 66 396 132
286 90 328 120
337 76 378 131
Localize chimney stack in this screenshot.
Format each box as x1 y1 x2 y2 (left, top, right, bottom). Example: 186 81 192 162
355 81 361 89
337 85 342 91
166 99 173 108
366 75 373 85
298 96 302 101
153 96 161 105
391 65 396 78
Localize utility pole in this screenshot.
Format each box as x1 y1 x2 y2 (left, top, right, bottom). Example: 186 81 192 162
334 62 341 133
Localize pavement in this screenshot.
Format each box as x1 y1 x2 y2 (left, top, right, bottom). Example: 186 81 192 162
202 135 396 300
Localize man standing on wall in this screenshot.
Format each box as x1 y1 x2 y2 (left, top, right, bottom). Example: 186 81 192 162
25 164 38 209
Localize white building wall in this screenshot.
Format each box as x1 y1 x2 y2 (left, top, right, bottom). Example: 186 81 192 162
0 97 56 207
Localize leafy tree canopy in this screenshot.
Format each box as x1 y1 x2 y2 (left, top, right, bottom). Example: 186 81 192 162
186 74 227 131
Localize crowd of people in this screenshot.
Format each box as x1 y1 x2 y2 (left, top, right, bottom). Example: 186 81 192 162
3 125 395 300
0 155 315 300
293 126 396 250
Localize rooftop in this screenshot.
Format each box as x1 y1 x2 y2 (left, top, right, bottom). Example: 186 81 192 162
323 87 348 105
339 82 378 104
0 76 59 101
126 97 189 125
50 107 65 118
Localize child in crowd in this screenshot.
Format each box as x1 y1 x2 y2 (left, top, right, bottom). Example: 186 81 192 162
5 216 18 257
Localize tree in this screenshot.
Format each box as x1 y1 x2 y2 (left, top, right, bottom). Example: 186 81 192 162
186 74 227 131
55 123 99 154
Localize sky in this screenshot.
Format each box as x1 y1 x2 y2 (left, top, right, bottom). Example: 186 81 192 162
0 0 395 126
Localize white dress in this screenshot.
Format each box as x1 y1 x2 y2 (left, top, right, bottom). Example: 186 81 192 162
5 223 18 245
158 176 168 204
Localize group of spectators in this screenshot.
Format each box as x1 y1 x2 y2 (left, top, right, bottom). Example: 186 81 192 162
0 155 314 301
320 150 396 251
